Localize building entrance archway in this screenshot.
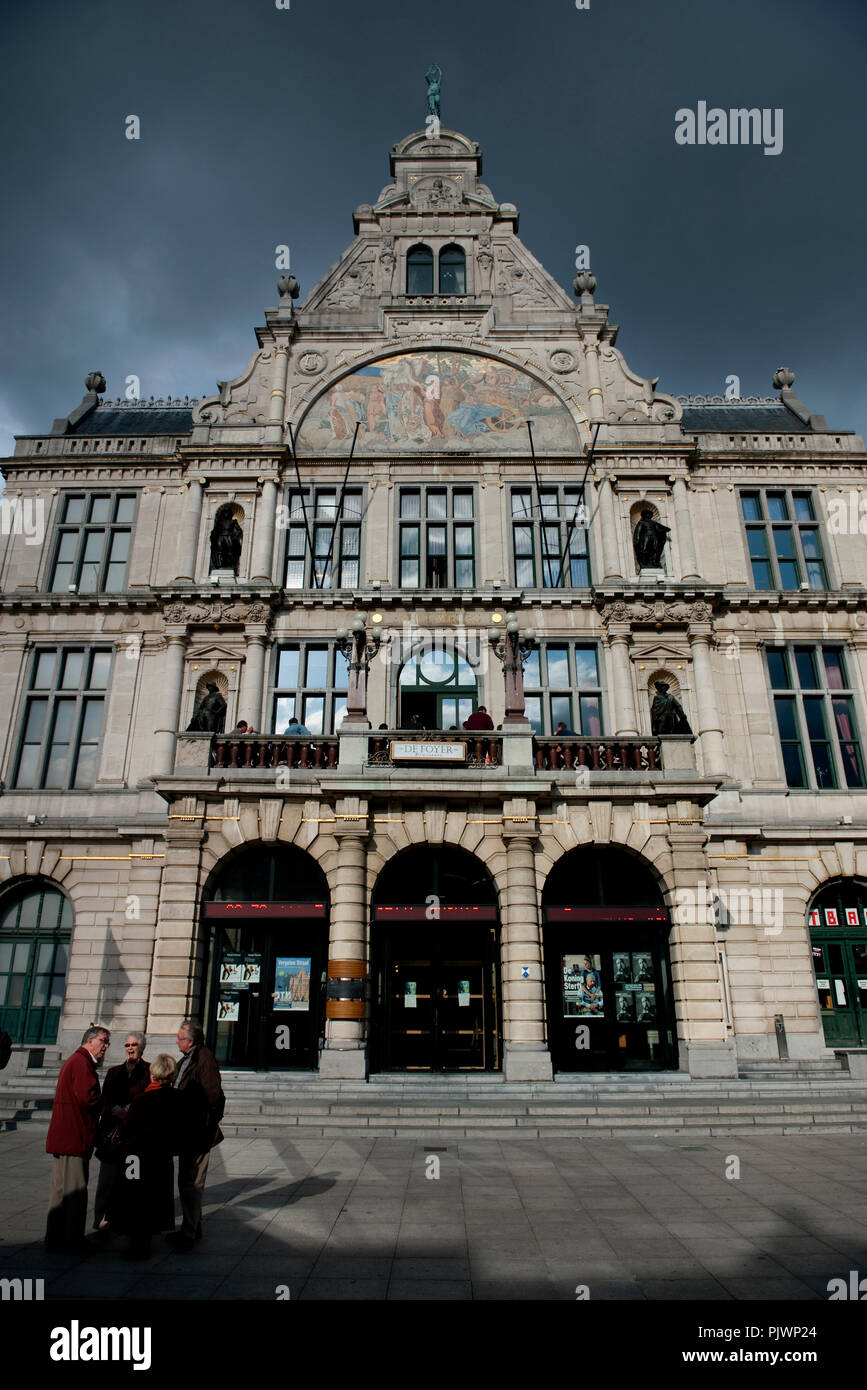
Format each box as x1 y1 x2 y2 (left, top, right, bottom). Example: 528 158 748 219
370 846 501 1071
202 845 329 1070
809 879 867 1047
0 880 71 1045
542 848 678 1072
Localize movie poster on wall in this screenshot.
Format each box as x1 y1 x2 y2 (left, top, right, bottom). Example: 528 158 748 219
562 954 604 1016
274 957 311 1012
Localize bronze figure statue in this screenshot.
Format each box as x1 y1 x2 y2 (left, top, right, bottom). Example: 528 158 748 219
650 681 692 735
210 508 243 574
186 682 227 733
633 508 671 570
425 64 442 120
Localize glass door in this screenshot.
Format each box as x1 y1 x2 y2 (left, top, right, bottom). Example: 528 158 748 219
812 940 866 1046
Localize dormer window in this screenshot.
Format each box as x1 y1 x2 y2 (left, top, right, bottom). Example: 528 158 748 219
406 244 433 295
439 244 466 295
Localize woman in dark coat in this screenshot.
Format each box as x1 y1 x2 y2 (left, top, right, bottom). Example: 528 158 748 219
108 1053 183 1259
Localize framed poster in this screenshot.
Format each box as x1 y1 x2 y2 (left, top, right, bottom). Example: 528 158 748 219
632 952 654 984
615 991 635 1022
219 954 244 987
562 954 604 1016
217 993 240 1022
404 981 417 1009
612 952 632 984
274 957 311 1011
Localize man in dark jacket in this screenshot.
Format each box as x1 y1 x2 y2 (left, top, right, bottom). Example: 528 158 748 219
92 1031 150 1235
44 1024 110 1253
110 1053 182 1259
168 1019 224 1252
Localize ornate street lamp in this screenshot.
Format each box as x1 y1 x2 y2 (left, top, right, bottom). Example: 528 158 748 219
489 617 537 725
335 615 382 725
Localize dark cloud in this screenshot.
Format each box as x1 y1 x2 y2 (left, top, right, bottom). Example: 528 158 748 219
1 0 865 460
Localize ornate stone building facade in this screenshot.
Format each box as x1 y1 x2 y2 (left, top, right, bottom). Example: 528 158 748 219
2 127 866 1081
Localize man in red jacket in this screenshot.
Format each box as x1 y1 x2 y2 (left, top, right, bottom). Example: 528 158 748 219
44 1024 110 1253
463 705 494 731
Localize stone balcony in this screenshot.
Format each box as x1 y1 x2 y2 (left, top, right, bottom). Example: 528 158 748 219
168 728 702 793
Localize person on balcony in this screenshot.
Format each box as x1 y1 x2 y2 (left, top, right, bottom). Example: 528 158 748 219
283 717 311 736
463 706 494 731
554 720 577 737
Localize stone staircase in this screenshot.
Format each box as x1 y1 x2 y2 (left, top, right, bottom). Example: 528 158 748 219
4 1060 865 1139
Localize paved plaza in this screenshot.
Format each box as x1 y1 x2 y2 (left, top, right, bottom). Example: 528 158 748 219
1 1125 866 1301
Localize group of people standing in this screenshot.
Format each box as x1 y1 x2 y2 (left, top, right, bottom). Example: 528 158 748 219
45 1020 224 1260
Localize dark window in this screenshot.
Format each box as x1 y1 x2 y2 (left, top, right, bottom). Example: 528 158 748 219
741 489 827 590
14 648 111 790
406 245 434 296
768 645 864 789
438 244 466 295
272 643 349 735
524 643 603 736
511 486 590 588
398 487 475 589
283 488 361 590
50 494 136 593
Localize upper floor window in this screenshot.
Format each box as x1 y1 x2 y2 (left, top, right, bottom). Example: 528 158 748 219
271 643 349 735
13 647 111 790
399 487 475 589
406 244 434 296
741 489 827 590
767 644 864 790
511 486 590 588
284 488 362 590
524 643 603 736
50 493 136 593
439 245 466 295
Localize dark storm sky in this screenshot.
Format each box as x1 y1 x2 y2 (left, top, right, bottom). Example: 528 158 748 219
1 0 865 462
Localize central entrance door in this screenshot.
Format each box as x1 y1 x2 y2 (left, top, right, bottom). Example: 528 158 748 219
809 880 867 1048
370 846 501 1072
374 915 498 1070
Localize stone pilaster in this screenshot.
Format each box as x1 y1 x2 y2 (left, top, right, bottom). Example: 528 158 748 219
152 631 188 775
320 802 369 1078
249 478 279 581
581 335 605 421
501 802 553 1081
595 473 623 579
606 625 639 735
238 628 269 730
672 475 700 580
689 626 726 777
173 478 205 582
265 341 290 445
146 825 205 1046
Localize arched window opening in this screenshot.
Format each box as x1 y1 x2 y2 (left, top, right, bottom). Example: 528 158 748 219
0 881 72 1044
398 648 478 730
406 244 433 296
438 244 466 295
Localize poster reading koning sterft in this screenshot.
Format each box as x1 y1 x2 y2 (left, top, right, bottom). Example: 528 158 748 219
274 957 311 1012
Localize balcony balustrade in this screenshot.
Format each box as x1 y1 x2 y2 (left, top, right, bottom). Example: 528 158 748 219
210 734 339 771
533 736 661 773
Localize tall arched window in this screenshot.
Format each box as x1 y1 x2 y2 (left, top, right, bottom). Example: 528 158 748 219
439 244 466 295
406 244 433 296
0 881 72 1043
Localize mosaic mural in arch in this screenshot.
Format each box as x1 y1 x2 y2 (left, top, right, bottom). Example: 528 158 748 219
295 350 583 455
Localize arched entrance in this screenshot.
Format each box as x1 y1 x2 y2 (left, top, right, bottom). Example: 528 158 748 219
202 845 329 1070
0 880 71 1044
398 648 478 730
809 879 867 1047
370 846 501 1072
542 848 678 1072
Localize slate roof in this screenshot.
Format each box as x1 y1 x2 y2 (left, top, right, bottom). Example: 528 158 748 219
69 408 195 436
679 402 810 433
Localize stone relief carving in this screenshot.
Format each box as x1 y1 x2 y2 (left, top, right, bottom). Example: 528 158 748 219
323 253 377 309
164 600 271 626
597 344 681 424
600 599 713 626
496 255 550 306
297 350 327 375
476 233 494 293
548 349 577 374
411 176 461 208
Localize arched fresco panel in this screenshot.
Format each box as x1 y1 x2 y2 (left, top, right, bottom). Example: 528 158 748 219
295 350 582 455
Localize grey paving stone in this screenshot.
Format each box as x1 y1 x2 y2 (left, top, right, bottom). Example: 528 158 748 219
387 1280 472 1300
298 1278 389 1299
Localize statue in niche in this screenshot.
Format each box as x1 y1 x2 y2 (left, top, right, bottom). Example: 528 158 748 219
650 681 692 736
186 682 227 733
210 507 243 574
425 64 442 120
633 507 671 570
